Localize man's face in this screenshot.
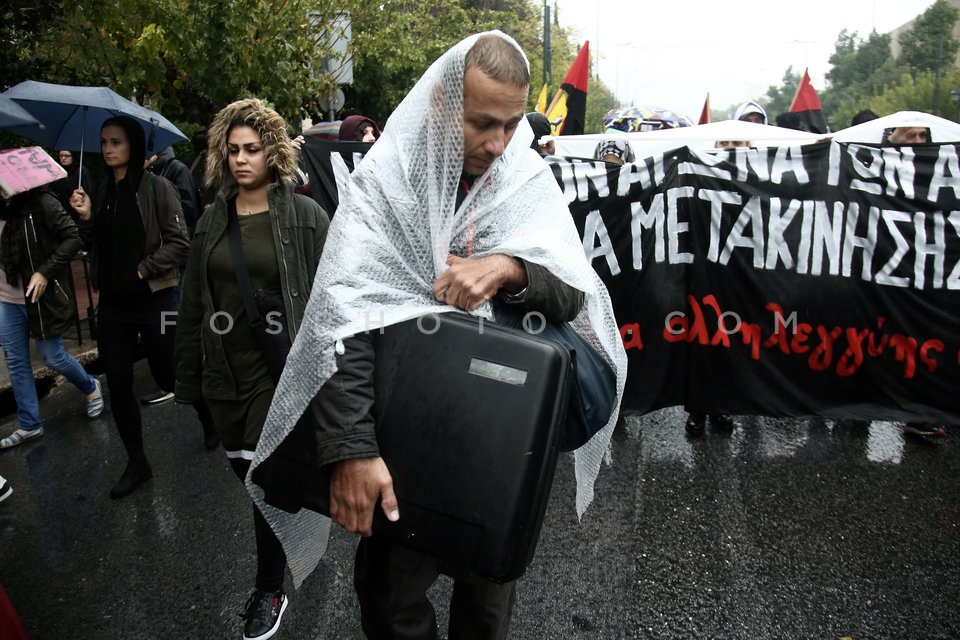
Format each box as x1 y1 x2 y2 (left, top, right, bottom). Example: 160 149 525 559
462 67 528 176
888 127 929 144
715 140 750 149
740 112 764 124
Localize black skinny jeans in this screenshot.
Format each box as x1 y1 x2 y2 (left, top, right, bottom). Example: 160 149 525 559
97 290 178 461
230 457 287 592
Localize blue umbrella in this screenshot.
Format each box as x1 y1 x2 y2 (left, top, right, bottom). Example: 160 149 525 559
3 81 187 152
0 94 41 128
2 81 187 183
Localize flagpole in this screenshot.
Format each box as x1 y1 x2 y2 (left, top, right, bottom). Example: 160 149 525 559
543 0 551 89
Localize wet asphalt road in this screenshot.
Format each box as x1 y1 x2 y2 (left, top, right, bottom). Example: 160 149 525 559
0 361 958 640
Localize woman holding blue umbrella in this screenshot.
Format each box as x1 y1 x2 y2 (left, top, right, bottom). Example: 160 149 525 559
70 115 190 498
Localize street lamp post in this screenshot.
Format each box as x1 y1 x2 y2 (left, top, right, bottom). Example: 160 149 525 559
950 88 960 122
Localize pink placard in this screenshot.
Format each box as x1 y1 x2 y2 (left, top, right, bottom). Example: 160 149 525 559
0 147 67 199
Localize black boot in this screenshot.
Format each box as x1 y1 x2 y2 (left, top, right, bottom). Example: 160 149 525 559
110 456 153 499
685 412 706 436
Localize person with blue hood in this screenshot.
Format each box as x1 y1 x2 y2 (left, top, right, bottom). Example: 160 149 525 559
70 115 191 498
734 100 767 125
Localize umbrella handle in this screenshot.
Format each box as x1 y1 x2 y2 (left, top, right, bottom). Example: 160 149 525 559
147 119 158 155
77 106 87 190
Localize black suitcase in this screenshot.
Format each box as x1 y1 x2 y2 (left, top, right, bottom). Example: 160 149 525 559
252 311 572 582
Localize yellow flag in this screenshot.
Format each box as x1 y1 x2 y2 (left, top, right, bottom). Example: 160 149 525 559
545 90 568 137
536 84 549 114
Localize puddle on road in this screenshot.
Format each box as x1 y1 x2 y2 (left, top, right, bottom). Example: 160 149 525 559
865 420 904 464
624 411 908 466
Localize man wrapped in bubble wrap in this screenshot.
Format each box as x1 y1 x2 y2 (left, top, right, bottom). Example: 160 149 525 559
248 30 627 637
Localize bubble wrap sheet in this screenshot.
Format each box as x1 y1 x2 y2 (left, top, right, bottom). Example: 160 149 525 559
247 30 628 588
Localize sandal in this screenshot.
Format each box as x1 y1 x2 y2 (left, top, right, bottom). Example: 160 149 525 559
0 427 44 449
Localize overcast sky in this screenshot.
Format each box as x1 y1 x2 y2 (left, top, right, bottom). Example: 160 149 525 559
549 0 936 121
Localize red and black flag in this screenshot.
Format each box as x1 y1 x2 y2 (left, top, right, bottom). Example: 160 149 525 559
698 93 711 125
784 68 828 134
545 41 589 136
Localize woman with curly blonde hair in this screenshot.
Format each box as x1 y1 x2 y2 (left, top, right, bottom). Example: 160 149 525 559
174 99 330 640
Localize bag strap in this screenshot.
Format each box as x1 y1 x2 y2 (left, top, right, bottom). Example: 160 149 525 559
226 205 265 330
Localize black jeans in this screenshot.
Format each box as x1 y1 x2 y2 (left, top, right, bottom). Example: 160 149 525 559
355 535 516 640
97 290 178 461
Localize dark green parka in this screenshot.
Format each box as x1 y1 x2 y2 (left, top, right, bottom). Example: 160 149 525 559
174 181 328 402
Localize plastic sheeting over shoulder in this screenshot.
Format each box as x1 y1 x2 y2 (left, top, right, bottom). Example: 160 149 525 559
248 30 627 587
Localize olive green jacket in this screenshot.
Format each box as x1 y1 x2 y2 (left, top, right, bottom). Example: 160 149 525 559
174 182 329 402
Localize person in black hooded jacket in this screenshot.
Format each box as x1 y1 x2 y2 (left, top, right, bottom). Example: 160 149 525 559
70 116 197 498
138 144 208 409
146 145 201 235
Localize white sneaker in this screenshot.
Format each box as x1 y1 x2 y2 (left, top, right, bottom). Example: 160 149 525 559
0 476 12 503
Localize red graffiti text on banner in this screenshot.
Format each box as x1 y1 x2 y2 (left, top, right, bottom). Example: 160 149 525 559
661 295 948 380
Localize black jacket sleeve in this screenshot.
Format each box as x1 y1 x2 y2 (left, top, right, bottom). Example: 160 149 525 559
36 192 81 281
161 160 200 230
501 259 585 323
173 231 207 404
307 333 380 468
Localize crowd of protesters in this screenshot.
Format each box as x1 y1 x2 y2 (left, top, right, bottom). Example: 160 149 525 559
0 29 952 640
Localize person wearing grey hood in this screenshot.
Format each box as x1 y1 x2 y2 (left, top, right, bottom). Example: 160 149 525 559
734 100 767 125
146 145 201 236
140 144 210 413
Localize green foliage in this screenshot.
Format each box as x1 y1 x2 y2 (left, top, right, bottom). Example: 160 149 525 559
821 29 900 128
585 76 617 134
898 0 960 74
340 0 495 125
819 0 960 129
826 30 892 91
713 103 737 121
0 0 63 85
340 0 579 127
868 69 960 122
4 0 341 130
763 66 801 119
3 0 589 139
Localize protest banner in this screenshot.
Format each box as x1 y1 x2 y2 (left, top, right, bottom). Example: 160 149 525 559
0 147 66 199
302 138 960 423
